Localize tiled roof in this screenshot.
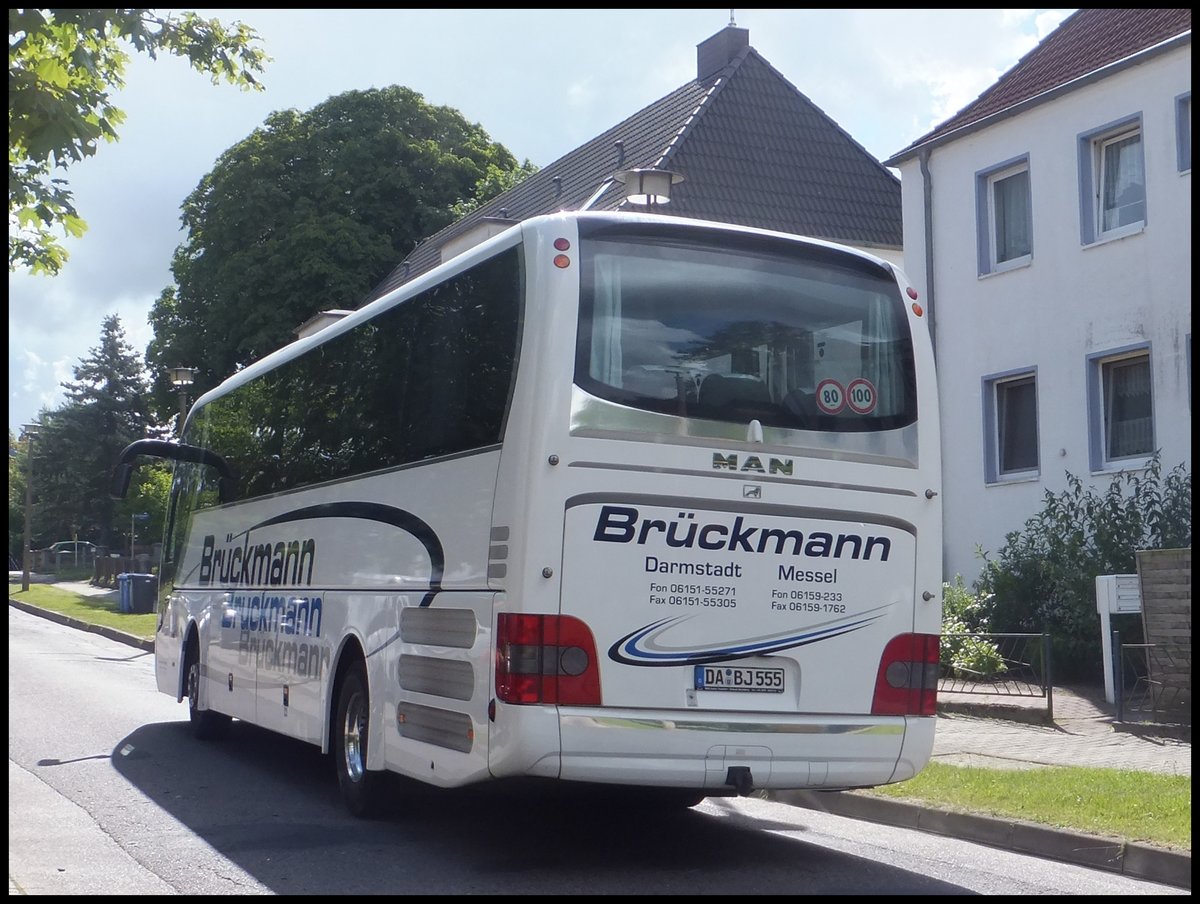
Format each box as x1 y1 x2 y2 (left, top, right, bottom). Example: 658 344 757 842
886 8 1192 164
363 28 902 302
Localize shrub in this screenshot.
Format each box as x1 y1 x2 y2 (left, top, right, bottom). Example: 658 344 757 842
973 455 1191 682
941 575 1007 679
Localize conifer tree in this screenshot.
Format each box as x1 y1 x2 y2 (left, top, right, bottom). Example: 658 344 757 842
34 314 155 548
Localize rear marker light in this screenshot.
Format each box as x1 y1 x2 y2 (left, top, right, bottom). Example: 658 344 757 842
495 613 601 706
553 254 571 269
553 237 571 251
872 633 939 716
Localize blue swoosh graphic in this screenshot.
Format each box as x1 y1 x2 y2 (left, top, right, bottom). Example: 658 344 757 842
607 605 892 666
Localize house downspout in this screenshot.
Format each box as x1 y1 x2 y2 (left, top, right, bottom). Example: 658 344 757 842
919 146 937 358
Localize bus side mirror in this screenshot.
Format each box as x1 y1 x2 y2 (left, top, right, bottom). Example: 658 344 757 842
111 462 134 500
110 438 239 503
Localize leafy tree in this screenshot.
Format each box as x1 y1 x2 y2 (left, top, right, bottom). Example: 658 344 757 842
449 159 540 219
9 8 268 275
33 314 155 549
973 455 1192 681
145 85 533 420
116 461 172 557
9 430 30 562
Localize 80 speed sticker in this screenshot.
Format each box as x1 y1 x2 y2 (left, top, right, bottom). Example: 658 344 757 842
815 379 845 414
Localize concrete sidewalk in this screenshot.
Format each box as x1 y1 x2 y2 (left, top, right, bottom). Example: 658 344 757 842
8 577 1191 889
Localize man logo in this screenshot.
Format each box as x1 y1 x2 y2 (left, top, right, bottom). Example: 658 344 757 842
712 452 794 476
744 485 762 498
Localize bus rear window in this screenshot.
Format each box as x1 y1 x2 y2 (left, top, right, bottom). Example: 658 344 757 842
575 231 916 433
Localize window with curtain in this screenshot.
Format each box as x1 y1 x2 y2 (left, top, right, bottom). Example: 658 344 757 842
996 375 1038 475
1098 128 1145 234
1177 94 1192 172
1102 354 1153 460
990 166 1031 266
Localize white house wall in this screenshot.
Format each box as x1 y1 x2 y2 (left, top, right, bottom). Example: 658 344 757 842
896 42 1191 586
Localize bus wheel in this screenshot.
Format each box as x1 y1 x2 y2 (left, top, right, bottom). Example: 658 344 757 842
185 640 230 740
334 660 384 818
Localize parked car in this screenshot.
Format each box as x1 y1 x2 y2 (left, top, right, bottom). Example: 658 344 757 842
43 541 99 563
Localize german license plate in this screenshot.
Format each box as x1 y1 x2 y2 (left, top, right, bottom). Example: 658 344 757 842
694 665 785 693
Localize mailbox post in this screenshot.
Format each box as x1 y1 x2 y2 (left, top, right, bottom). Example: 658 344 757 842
1095 574 1142 704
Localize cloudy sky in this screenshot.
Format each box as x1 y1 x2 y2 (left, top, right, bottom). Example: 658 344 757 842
7 7 1076 436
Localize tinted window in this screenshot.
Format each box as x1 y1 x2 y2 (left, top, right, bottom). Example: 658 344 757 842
575 227 916 432
180 248 521 503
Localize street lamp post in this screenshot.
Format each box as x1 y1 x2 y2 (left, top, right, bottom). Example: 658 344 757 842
169 366 197 434
20 422 41 592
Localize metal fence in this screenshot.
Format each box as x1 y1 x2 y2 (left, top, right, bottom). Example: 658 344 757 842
938 631 1053 719
92 555 156 587
1113 633 1191 726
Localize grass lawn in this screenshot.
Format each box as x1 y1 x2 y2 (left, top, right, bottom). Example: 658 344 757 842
862 761 1190 851
7 579 1191 852
8 581 156 641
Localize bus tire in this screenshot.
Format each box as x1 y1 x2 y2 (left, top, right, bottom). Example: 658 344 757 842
185 639 230 741
334 660 384 818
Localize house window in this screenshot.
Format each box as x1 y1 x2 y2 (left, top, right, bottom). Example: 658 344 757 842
1177 93 1191 172
1099 129 1145 232
976 157 1031 275
1078 116 1145 244
1087 346 1154 470
983 369 1038 482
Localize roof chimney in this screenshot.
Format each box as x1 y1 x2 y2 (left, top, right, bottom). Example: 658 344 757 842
697 26 749 80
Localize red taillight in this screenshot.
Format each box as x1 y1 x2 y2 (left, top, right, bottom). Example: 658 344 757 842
872 633 939 716
495 613 601 706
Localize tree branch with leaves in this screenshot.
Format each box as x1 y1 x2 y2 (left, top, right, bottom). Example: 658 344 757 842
8 8 269 275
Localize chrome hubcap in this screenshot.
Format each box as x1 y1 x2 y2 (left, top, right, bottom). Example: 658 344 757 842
342 690 366 782
187 662 199 710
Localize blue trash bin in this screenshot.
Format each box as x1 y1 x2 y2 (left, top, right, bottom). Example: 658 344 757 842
128 573 157 614
118 573 132 613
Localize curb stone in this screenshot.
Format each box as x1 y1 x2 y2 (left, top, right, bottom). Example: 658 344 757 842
937 698 1054 726
769 790 1190 891
8 597 153 652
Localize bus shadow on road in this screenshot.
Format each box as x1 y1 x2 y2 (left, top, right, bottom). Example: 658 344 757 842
107 719 972 895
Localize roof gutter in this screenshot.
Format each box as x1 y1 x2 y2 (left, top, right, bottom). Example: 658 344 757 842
884 30 1191 167
919 146 936 358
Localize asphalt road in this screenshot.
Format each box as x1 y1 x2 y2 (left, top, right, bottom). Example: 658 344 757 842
8 603 1188 895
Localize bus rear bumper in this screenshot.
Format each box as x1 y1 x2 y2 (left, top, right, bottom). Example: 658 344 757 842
557 708 931 791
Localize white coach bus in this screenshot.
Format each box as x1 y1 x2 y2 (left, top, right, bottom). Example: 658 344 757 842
112 210 942 817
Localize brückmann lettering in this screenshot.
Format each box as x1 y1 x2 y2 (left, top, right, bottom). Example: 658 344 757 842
593 505 890 561
200 532 316 587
